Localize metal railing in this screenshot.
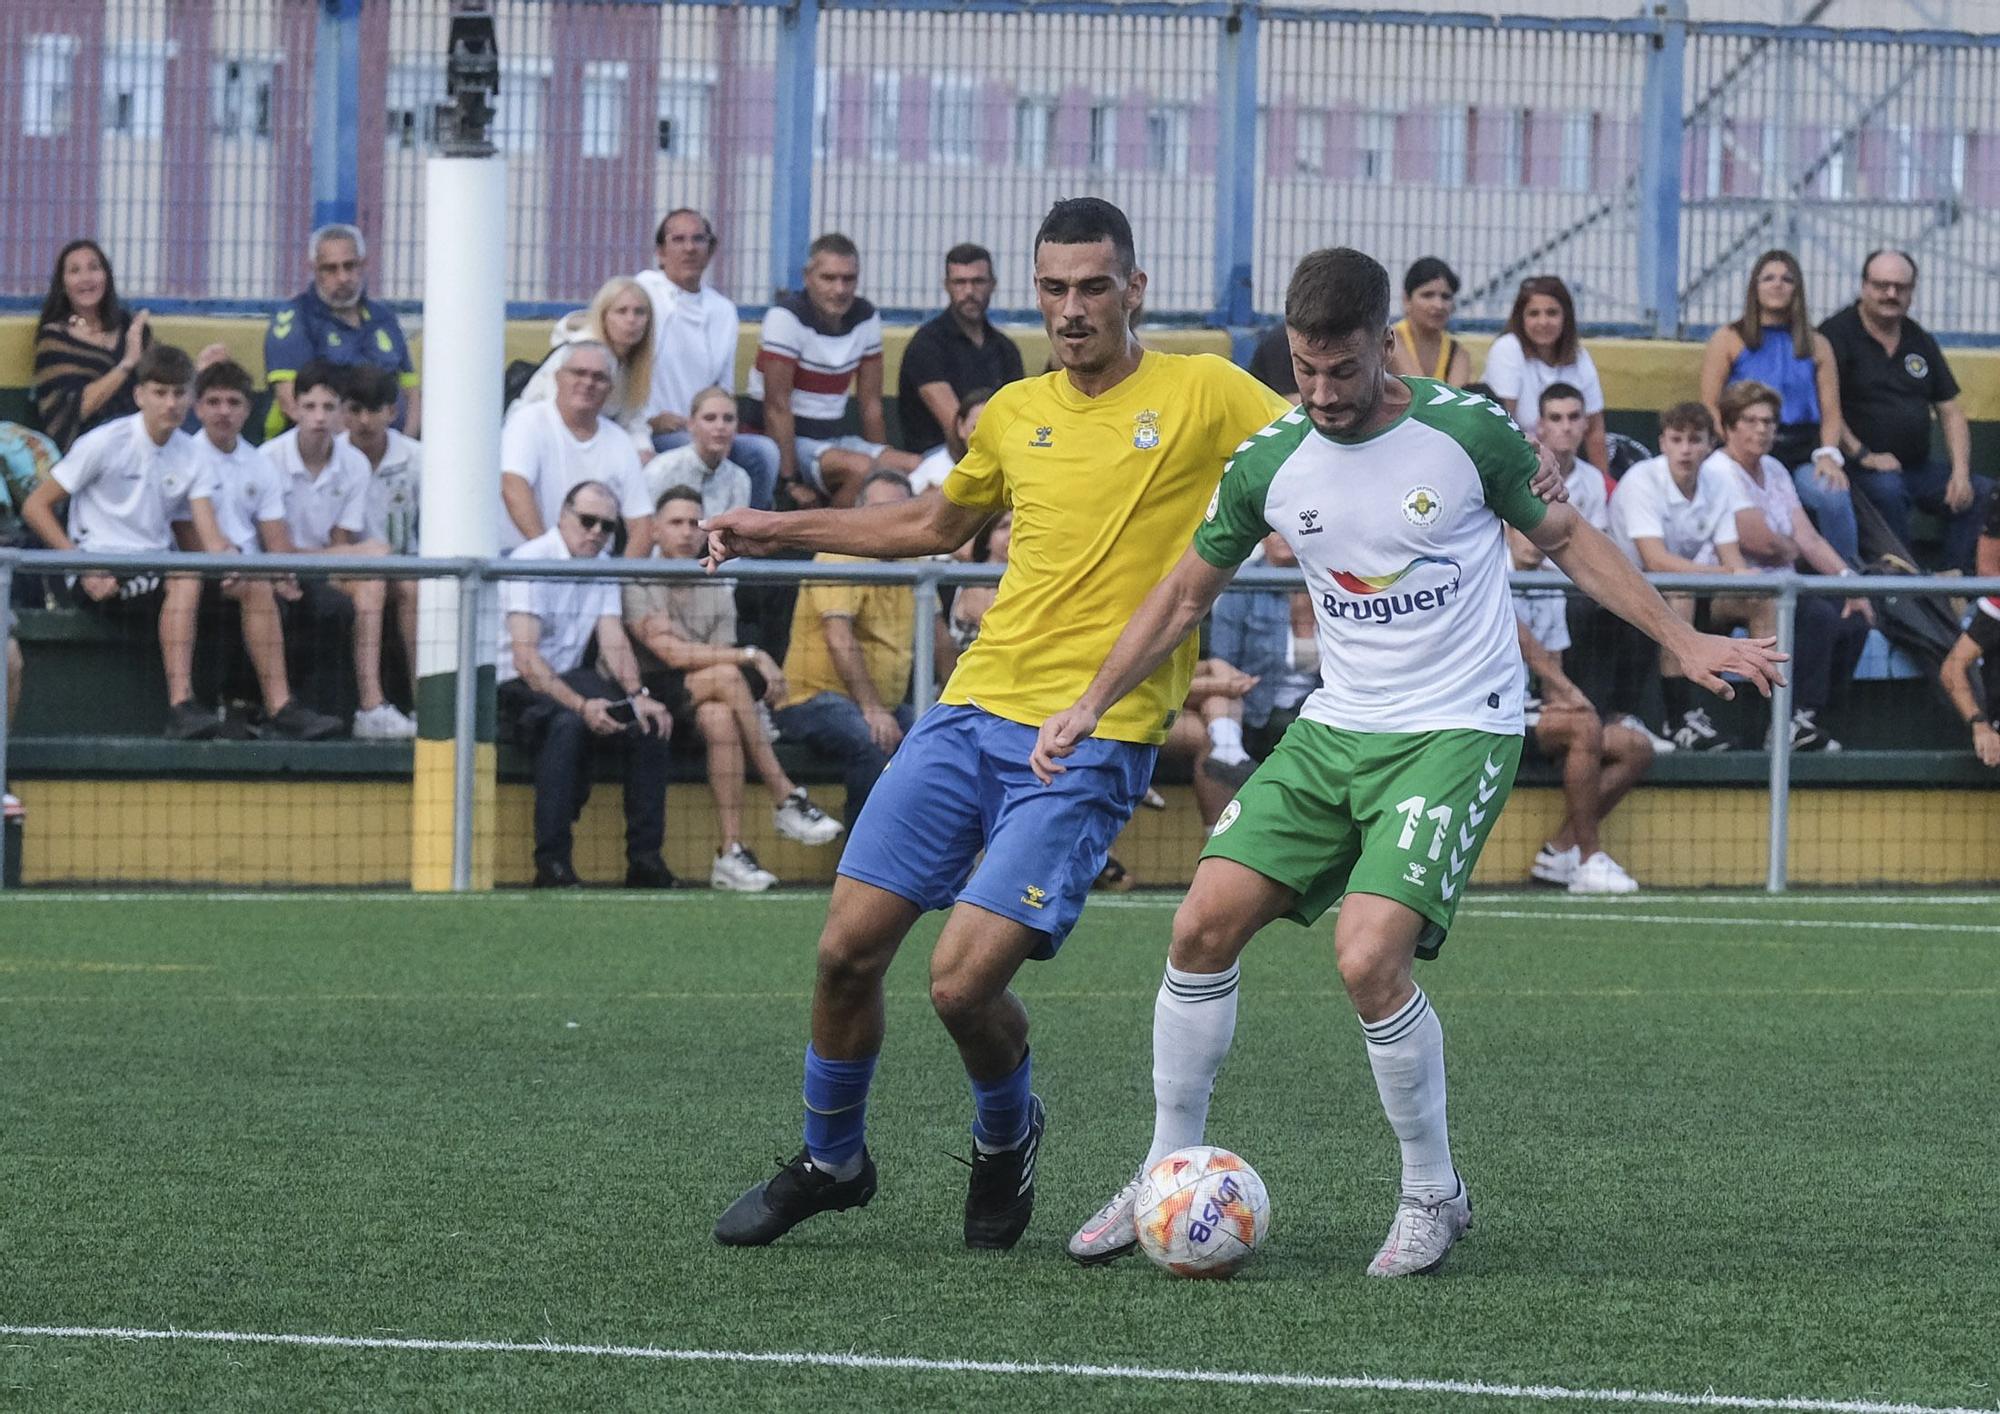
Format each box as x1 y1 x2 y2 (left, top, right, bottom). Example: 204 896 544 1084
4 2 2000 337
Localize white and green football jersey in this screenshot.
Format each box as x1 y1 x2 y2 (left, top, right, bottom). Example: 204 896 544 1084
1193 377 1549 735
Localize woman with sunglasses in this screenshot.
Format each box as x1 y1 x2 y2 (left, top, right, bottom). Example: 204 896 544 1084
1481 275 1608 471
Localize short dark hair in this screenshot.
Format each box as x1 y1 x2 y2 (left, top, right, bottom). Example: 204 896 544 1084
655 207 715 248
1403 256 1461 298
945 242 993 271
1285 248 1391 346
1538 381 1585 414
132 343 194 389
653 485 704 514
562 479 618 511
1862 248 1918 284
857 469 913 501
1659 401 1716 440
1033 198 1135 276
956 386 995 423
808 232 859 263
293 360 346 401
193 359 255 400
341 364 401 412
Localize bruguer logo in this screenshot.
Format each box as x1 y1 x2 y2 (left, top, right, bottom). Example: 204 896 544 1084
1323 556 1462 625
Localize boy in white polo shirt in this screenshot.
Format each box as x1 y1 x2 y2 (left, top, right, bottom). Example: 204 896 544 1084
341 364 424 710
259 361 413 739
21 344 237 740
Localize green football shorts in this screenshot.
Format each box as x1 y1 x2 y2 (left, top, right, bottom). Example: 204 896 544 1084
1198 720 1522 959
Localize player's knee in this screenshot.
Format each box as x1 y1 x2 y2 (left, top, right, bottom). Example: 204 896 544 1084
1169 896 1251 973
1335 940 1407 1015
927 970 994 1032
815 928 891 999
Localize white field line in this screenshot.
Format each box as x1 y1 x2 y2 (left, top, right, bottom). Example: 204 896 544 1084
0 1325 1991 1414
3 890 1997 907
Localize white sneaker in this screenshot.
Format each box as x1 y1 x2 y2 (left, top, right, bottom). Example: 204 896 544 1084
352 702 417 739
1066 1171 1144 1265
1670 707 1728 752
1366 1176 1472 1277
1569 850 1640 894
756 702 781 743
711 842 777 892
773 789 844 846
1616 713 1676 755
1530 843 1580 886
2 791 21 820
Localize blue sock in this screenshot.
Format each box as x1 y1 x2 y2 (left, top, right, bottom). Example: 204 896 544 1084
803 1045 877 1171
969 1048 1033 1152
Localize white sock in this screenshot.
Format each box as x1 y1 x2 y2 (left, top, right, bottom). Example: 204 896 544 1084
1205 717 1248 763
1359 987 1457 1203
1144 962 1241 1172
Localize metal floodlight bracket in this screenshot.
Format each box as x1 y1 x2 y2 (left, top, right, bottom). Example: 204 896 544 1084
438 1 500 157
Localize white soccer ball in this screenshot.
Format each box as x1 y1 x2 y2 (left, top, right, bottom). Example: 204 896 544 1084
1134 1145 1271 1279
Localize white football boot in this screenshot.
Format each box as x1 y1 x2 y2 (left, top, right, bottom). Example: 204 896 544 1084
1066 1171 1145 1265
1365 1176 1473 1277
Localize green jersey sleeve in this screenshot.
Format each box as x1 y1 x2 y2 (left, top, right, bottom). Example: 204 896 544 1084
1415 382 1548 533
1192 414 1298 568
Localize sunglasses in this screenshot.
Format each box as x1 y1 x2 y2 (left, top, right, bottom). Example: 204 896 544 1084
571 512 617 534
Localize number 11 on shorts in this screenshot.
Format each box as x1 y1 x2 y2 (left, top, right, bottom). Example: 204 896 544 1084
1394 795 1454 862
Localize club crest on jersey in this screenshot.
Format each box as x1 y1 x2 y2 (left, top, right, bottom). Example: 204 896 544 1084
1298 508 1323 535
1133 409 1161 450
1029 425 1054 448
1211 800 1241 836
1904 353 1929 379
1402 485 1444 528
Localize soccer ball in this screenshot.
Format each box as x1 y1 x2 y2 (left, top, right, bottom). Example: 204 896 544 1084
1134 1145 1271 1279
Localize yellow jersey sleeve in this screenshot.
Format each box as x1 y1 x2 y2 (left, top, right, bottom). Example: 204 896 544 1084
941 380 1034 515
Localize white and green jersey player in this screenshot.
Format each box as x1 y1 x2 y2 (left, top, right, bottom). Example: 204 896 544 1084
1031 247 1784 1279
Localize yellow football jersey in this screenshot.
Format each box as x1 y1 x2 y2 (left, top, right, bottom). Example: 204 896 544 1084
940 351 1288 744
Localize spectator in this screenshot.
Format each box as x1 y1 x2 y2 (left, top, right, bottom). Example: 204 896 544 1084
1385 256 1473 385
640 386 752 522
1509 529 1651 893
32 239 152 452
1606 401 1755 751
772 471 926 823
1941 596 2000 769
1481 275 1608 470
896 243 1025 455
1206 531 1317 759
265 224 418 438
20 344 231 740
1699 249 1858 566
911 387 992 498
1822 249 1994 572
0 423 48 821
497 481 674 890
636 208 780 509
1157 658 1260 829
172 360 342 741
263 362 413 739
946 508 1009 648
625 485 845 891
501 342 655 556
745 233 921 507
3 631 17 820
340 365 423 689
1246 323 1300 404
1707 380 1871 751
518 275 656 460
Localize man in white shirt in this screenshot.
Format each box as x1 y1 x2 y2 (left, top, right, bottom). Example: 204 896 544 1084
500 342 655 557
497 480 675 890
20 344 238 741
173 359 341 740
341 364 423 703
260 362 413 739
1606 401 1757 751
636 207 780 509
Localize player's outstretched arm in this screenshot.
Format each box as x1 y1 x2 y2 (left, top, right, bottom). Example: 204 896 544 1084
1031 546 1237 783
701 492 989 571
1533 502 1789 701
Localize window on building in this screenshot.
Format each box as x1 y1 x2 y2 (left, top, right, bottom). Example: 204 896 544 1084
494 63 547 155
1145 104 1189 174
1360 110 1396 185
1434 107 1469 187
102 43 170 139
1560 112 1596 192
386 63 442 151
1294 108 1327 176
931 76 975 164
867 71 899 162
23 33 78 138
658 72 713 158
1014 94 1054 168
1088 101 1117 171
1888 123 1918 201
580 61 627 160
1472 106 1523 187
214 58 276 141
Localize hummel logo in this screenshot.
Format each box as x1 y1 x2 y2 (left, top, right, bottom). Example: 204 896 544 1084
1299 508 1324 535
1029 426 1054 448
1403 861 1427 886
1021 884 1048 909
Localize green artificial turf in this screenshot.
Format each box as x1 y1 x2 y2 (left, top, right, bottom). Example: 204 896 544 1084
1 891 1995 1412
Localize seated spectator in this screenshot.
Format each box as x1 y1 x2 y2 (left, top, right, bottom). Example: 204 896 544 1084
911 387 992 499
772 471 926 824
1157 658 1259 830
1606 401 1756 752
1246 322 1300 404
1509 529 1651 893
501 342 655 557
1822 250 1994 572
1942 596 2000 769
262 362 413 739
625 486 845 891
1707 380 1871 751
896 243 1024 455
20 344 233 740
638 207 780 510
1386 257 1473 385
1699 249 1857 565
947 508 1009 648
340 365 424 688
1481 275 1608 469
266 223 418 438
640 386 752 522
1206 531 1317 759
745 233 921 507
518 275 656 460
497 481 674 889
3 631 17 819
171 360 341 741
